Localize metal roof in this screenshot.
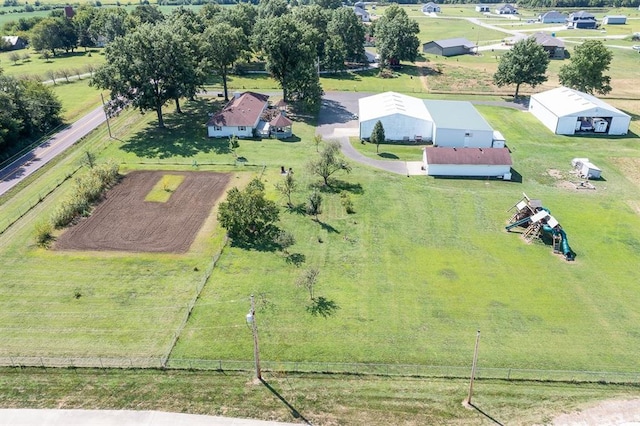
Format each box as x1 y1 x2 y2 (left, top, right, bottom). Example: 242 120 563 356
423 100 493 131
425 147 512 165
531 87 630 118
358 92 432 122
428 37 476 49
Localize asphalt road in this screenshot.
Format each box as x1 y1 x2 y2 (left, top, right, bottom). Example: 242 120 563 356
0 105 107 197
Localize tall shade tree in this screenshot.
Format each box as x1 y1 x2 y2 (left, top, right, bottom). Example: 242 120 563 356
374 5 420 68
92 22 197 128
493 37 549 99
74 5 98 51
91 8 128 44
558 40 612 95
257 14 323 110
202 23 246 101
323 34 347 73
292 5 330 60
327 7 366 63
30 17 77 56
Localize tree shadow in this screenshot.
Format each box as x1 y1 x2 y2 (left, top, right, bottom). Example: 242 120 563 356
469 402 504 425
316 219 339 234
260 379 312 425
229 236 279 252
278 135 301 143
378 152 399 159
306 296 340 318
285 252 306 267
119 97 226 159
312 179 364 195
317 98 354 126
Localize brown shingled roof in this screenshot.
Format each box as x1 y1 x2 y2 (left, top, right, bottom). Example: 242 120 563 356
270 113 292 127
425 147 512 165
207 92 269 127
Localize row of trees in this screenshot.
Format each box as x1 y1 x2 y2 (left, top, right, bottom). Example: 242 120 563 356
0 67 62 156
90 2 372 125
493 38 613 98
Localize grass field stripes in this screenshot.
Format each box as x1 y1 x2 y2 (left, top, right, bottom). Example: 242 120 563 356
161 235 229 367
0 133 114 236
2 358 639 384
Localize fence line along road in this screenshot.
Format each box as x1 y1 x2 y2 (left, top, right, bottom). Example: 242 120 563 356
1 357 639 384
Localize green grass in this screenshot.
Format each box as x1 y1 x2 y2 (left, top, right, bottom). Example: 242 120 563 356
144 174 185 202
51 79 104 122
3 97 640 374
1 367 639 425
0 48 105 81
353 137 426 161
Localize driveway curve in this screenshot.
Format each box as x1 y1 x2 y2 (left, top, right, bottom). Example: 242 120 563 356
317 91 527 176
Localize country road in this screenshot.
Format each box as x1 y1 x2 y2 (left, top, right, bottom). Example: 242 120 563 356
0 105 106 197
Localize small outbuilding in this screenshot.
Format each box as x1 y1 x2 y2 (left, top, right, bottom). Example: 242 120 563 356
422 38 476 57
571 158 601 179
476 4 490 12
423 100 495 148
528 87 631 136
602 15 626 25
423 147 512 178
359 92 433 142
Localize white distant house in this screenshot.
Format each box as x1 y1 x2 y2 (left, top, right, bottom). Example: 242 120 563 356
423 147 512 178
538 10 567 23
422 2 440 13
424 100 495 148
528 87 631 135
353 2 370 22
602 15 626 25
495 4 517 14
475 4 490 12
1 35 27 50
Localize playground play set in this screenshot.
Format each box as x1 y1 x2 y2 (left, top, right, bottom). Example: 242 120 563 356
506 193 576 261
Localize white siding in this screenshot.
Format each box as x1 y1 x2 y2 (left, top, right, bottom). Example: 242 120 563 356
360 114 432 141
610 116 631 135
433 128 493 148
556 117 578 135
426 164 511 177
529 97 560 133
207 126 253 138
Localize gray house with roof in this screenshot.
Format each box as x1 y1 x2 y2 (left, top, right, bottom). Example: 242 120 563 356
568 11 597 28
530 32 565 59
538 10 567 23
422 38 476 57
495 4 517 14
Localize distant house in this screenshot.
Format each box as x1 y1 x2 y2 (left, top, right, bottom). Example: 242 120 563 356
538 10 567 24
602 15 626 25
495 4 517 14
353 2 370 22
567 11 597 29
530 32 565 59
475 4 490 12
1 36 27 51
422 2 440 13
422 37 476 57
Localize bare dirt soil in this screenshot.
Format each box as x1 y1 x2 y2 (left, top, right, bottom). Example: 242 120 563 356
55 171 231 253
553 399 640 425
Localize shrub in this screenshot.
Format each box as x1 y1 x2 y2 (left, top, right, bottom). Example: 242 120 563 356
34 220 54 247
340 191 355 214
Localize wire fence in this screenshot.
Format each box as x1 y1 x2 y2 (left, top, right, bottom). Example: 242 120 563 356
1 357 639 384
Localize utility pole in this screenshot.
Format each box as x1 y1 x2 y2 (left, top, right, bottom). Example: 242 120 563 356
465 330 481 407
100 93 113 139
246 295 262 380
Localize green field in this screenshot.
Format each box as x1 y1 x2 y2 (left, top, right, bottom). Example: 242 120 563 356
2 91 640 375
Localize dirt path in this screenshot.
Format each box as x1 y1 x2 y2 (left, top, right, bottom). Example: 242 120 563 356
553 399 640 425
416 61 431 92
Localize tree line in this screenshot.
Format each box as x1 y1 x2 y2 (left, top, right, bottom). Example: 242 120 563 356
0 68 62 159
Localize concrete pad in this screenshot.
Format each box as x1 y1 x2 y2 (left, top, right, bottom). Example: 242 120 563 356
0 409 300 426
406 161 427 176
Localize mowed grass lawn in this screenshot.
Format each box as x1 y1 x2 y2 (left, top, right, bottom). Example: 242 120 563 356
1 89 640 373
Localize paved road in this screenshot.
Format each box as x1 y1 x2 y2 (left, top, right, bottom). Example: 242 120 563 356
0 409 300 426
0 105 106 197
